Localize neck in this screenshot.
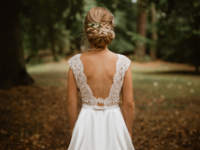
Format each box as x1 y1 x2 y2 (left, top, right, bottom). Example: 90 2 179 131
87 45 109 54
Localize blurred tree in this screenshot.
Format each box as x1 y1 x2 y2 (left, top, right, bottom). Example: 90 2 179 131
47 1 58 61
2 0 198 75
153 0 200 73
97 0 136 54
135 0 147 59
0 0 34 89
20 0 84 62
150 2 158 60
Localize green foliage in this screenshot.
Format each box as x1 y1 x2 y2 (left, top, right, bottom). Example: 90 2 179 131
97 0 137 54
19 0 200 68
19 0 84 61
129 54 152 62
150 0 200 65
109 37 134 53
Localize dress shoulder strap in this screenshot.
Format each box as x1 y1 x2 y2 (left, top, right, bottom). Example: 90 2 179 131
117 54 131 77
68 54 82 81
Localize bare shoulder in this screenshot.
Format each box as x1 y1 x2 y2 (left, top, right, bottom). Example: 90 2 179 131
107 50 119 60
108 50 117 55
81 50 118 60
108 51 130 60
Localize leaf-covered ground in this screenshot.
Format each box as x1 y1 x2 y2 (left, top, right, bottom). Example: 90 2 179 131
0 57 200 150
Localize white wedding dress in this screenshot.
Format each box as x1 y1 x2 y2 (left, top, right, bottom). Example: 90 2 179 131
67 53 135 150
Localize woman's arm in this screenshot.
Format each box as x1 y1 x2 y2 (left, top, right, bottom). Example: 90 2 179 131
121 64 135 140
67 67 78 135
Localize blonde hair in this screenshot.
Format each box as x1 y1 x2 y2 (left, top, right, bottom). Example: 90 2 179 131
82 7 115 51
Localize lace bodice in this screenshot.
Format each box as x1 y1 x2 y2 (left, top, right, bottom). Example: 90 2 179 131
68 53 131 106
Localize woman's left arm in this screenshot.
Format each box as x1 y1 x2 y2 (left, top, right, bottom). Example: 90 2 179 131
67 67 78 135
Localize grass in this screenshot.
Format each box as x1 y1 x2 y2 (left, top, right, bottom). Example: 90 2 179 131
130 62 200 150
0 58 200 150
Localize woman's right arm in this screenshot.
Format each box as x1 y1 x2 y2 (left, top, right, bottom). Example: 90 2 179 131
121 64 135 141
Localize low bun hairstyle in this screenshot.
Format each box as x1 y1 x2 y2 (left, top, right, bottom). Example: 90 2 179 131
83 7 115 50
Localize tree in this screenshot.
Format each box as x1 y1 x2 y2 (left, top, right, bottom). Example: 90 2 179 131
135 0 147 59
0 0 34 89
154 0 200 73
20 0 84 61
150 2 158 60
97 0 136 54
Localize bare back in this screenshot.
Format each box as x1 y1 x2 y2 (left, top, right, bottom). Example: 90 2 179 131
68 49 131 106
80 50 118 100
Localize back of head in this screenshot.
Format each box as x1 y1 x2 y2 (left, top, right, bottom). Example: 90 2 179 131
83 7 115 50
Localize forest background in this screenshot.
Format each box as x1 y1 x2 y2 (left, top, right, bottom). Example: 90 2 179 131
1 0 200 88
0 0 200 149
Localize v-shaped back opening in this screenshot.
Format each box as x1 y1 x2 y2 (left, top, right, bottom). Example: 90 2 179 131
78 53 120 101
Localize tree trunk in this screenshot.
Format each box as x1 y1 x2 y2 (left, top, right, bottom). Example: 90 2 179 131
47 3 58 62
150 2 158 60
0 0 34 89
49 24 58 61
135 0 147 60
192 11 200 74
58 45 64 55
194 34 200 74
195 49 199 74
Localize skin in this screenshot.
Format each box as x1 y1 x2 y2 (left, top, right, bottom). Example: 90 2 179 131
67 46 135 140
67 66 78 136
121 62 135 141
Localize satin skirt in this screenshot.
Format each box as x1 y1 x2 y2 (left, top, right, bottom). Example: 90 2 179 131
68 104 135 150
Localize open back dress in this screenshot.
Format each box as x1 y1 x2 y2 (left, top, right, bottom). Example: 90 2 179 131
67 53 135 150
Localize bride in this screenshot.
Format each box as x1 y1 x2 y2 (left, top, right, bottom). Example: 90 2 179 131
67 7 135 150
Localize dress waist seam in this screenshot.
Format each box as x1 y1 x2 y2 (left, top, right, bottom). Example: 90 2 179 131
82 104 119 110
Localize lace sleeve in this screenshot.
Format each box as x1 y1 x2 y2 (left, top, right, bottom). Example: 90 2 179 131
68 56 74 71
125 57 131 72
68 55 77 78
67 54 81 84
121 55 131 74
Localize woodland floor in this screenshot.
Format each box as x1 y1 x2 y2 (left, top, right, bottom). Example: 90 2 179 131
0 56 200 150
